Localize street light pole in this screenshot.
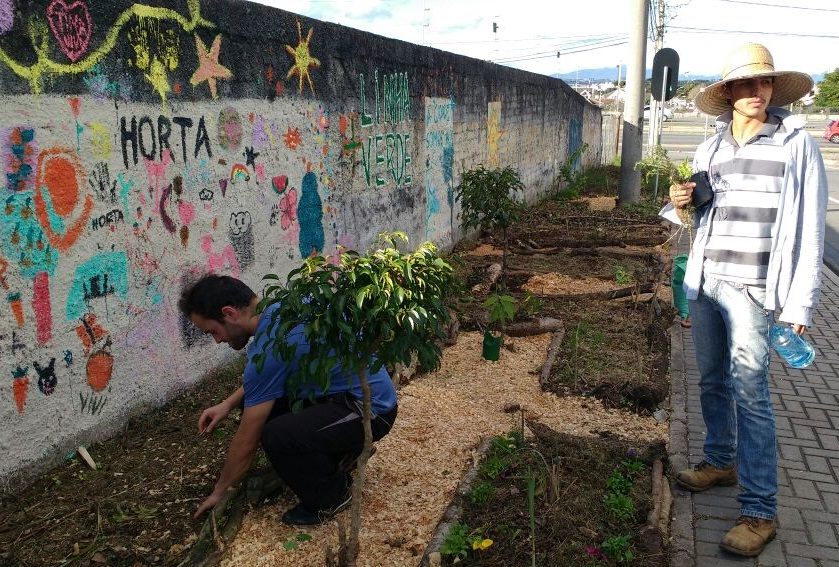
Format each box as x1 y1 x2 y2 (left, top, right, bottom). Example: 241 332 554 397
618 0 649 206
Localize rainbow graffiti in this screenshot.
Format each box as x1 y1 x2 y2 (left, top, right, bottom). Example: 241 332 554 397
229 163 250 183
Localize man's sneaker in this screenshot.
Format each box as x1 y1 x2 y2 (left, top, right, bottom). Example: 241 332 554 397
320 491 352 519
675 461 737 492
281 480 353 527
337 445 377 474
720 516 776 557
281 503 322 526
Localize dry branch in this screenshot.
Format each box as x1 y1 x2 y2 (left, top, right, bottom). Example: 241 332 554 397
540 326 566 389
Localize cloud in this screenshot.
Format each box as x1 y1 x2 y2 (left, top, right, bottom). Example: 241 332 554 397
358 7 393 22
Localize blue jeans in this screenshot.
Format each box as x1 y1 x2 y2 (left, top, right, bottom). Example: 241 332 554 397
689 275 776 520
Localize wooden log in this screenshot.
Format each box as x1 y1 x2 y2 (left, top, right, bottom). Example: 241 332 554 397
639 459 665 552
543 282 655 302
471 262 502 293
540 326 566 389
658 475 673 538
506 317 563 337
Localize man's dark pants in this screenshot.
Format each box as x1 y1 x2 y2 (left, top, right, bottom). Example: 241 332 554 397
259 394 397 512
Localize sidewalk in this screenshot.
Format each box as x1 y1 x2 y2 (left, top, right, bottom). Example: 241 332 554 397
668 264 839 567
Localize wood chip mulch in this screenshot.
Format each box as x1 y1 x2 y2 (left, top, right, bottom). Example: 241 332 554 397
219 331 668 567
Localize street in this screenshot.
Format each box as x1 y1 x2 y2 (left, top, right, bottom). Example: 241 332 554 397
647 114 839 273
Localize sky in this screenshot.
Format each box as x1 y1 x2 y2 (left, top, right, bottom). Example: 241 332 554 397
248 0 838 81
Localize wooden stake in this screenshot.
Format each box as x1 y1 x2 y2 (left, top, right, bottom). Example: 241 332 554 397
77 446 97 470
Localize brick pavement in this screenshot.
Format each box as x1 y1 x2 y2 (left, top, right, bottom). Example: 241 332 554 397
668 263 839 567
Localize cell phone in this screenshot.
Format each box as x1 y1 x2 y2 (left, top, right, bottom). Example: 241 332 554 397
690 171 713 208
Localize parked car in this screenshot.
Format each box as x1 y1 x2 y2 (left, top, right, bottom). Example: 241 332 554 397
824 120 839 144
643 105 673 122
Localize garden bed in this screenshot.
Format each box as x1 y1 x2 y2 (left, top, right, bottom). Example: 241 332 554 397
434 428 668 567
0 166 676 566
0 359 246 567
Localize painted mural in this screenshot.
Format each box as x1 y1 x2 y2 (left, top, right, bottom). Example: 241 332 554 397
0 0 601 484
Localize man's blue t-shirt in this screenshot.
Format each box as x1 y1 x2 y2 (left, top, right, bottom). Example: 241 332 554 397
243 303 398 414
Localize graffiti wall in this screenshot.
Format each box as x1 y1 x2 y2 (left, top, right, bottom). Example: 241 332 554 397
0 0 601 485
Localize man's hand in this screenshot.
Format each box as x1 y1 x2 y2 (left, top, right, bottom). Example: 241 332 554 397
669 182 695 209
198 402 231 435
792 324 807 335
194 491 224 518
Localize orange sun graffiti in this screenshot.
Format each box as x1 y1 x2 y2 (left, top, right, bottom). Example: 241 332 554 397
285 20 320 94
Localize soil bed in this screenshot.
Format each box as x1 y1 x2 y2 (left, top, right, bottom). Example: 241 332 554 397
0 359 246 567
454 171 675 412
441 428 668 567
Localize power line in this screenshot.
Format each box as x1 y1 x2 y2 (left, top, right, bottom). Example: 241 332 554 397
495 38 629 63
670 26 839 39
714 0 839 12
435 33 623 46
490 35 627 56
493 35 628 62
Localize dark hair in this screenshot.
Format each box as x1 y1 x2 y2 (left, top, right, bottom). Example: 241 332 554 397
178 274 256 321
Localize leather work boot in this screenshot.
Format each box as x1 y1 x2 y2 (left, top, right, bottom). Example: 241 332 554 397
720 516 777 557
675 461 737 492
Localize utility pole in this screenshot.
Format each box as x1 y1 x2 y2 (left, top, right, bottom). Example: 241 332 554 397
648 0 667 149
619 0 649 206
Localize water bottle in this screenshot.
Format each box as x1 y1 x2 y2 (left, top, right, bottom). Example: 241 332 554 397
769 324 815 369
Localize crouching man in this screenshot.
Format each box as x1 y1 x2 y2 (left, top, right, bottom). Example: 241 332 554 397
179 274 398 525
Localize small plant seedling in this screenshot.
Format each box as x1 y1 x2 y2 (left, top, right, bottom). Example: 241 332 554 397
468 481 496 505
635 146 695 225
518 291 543 318
282 532 313 551
603 492 635 524
556 143 590 199
484 293 518 335
622 458 645 476
606 470 632 496
480 454 508 480
601 534 635 564
612 264 634 286
441 522 472 560
489 431 522 454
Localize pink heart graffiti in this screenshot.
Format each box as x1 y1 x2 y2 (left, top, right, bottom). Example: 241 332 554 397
46 0 93 63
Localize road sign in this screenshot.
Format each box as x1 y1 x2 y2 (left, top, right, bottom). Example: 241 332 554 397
651 48 679 102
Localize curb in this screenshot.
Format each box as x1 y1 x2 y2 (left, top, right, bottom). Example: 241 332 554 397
667 320 696 567
419 437 492 567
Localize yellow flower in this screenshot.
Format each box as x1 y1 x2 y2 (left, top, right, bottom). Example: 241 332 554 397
472 538 493 550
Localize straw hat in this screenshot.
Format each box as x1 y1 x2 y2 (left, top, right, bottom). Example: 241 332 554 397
694 43 813 116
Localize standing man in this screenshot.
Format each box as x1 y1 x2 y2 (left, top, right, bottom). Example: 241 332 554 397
663 43 827 557
178 274 398 526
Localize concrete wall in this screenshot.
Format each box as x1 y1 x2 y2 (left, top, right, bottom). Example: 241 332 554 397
0 0 602 486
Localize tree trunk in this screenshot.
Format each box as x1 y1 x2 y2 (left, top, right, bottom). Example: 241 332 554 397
501 227 508 292
339 367 374 567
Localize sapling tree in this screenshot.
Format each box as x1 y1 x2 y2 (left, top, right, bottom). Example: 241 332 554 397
455 165 525 291
257 232 456 566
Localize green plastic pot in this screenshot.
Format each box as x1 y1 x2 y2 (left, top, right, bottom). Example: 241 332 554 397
672 254 689 319
482 330 502 361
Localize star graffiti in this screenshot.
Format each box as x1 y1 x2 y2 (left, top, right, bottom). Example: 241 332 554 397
243 146 260 169
190 34 233 99
285 20 321 94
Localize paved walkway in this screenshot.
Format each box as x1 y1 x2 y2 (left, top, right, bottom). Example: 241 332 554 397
668 263 839 567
